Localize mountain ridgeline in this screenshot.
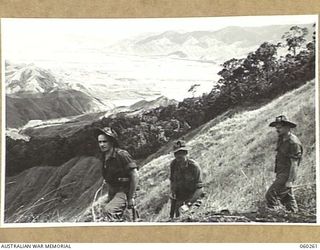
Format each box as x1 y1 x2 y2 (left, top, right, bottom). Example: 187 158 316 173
109 24 314 61
6 89 107 128
4 25 316 223
5 63 69 94
5 63 111 128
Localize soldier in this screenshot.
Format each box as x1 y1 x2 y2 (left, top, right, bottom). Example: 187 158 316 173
94 127 139 221
169 140 204 220
266 115 303 213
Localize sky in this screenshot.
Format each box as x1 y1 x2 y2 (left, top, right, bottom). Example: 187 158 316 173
1 15 317 62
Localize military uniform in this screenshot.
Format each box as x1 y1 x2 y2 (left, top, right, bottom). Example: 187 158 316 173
101 148 137 221
170 159 203 202
266 124 303 212
94 126 138 222
169 140 204 218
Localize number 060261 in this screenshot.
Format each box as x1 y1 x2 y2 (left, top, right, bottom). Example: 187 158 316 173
300 244 318 248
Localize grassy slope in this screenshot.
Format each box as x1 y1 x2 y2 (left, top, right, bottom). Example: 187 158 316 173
135 80 316 222
5 156 103 223
5 80 316 223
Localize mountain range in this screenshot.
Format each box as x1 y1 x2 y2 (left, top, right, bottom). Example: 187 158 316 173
5 63 113 128
5 24 315 129
108 24 314 62
6 89 109 128
6 63 66 94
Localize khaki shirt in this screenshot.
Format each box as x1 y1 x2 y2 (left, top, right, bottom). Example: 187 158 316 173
170 158 203 199
102 148 137 187
275 133 303 177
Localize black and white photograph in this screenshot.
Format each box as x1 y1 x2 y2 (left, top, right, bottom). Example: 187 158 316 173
1 15 318 226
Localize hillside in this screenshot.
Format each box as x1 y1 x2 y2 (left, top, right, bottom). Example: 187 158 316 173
4 80 316 223
5 63 69 94
5 94 183 177
5 62 113 128
134 80 316 222
17 95 177 139
5 156 103 223
6 89 108 128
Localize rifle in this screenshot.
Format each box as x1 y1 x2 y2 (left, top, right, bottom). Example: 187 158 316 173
92 181 105 222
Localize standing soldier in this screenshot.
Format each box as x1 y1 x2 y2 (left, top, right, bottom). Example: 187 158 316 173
266 115 303 213
94 127 139 221
169 140 204 220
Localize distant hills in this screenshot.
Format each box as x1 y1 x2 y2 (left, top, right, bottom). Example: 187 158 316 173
5 62 179 129
5 63 113 128
108 24 314 62
119 96 177 116
17 95 177 139
6 89 108 128
5 63 68 94
5 24 315 129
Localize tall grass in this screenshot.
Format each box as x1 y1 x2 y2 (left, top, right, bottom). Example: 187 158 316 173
135 80 316 222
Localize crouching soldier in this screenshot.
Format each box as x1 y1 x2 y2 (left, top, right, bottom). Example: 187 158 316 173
169 140 204 220
266 115 303 213
94 127 139 221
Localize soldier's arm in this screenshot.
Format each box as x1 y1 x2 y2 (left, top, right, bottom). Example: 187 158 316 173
170 183 176 199
187 188 204 204
287 158 298 183
128 169 139 203
169 161 177 198
119 150 139 206
187 161 204 204
287 142 302 184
